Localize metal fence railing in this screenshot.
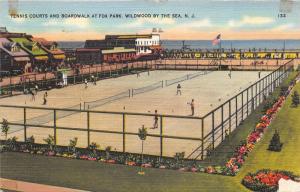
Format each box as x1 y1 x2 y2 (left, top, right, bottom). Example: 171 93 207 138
0 59 294 160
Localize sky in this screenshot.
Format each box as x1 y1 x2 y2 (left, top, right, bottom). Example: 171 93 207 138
0 0 300 41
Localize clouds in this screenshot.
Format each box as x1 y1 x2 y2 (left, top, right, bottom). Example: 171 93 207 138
122 17 175 28
43 18 90 28
228 16 274 28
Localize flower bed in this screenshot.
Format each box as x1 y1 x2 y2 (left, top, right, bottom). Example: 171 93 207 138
242 169 298 192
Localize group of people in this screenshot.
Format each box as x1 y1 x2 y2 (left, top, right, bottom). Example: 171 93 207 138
84 75 97 89
26 84 48 105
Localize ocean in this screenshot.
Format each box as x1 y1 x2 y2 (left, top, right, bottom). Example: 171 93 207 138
57 40 300 51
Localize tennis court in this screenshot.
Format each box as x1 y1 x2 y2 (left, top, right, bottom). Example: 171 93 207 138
0 70 270 158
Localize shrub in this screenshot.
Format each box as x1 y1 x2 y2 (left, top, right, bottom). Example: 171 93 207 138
291 91 300 107
1 118 10 140
43 135 55 151
268 130 283 152
68 137 78 153
280 86 288 96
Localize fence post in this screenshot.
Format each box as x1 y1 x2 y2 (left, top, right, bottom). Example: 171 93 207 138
123 114 126 153
201 118 204 160
54 109 57 145
87 111 90 147
212 112 215 149
24 108 27 141
229 100 232 133
259 80 261 104
160 116 163 158
251 85 254 112
235 95 238 127
241 93 244 121
255 83 258 108
246 88 249 116
221 105 224 141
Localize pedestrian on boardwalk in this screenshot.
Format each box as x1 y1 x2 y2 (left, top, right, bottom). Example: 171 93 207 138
91 75 96 85
228 71 232 79
177 84 182 95
258 71 261 79
35 84 39 94
188 99 195 116
151 110 159 129
84 79 88 89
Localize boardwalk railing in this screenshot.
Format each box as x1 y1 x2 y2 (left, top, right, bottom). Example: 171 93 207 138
0 61 154 96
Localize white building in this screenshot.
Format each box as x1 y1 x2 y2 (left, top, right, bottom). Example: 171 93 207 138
135 34 160 55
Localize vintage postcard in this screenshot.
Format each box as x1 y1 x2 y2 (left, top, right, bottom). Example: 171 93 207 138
0 0 300 191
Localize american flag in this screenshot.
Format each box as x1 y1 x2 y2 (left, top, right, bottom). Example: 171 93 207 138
212 34 221 46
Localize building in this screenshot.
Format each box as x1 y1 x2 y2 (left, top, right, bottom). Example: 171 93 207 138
32 37 65 67
9 37 49 72
76 48 102 65
62 48 77 65
102 47 136 63
135 34 161 57
85 40 108 49
0 37 30 72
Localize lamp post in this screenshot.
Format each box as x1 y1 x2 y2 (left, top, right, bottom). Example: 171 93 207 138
138 125 147 175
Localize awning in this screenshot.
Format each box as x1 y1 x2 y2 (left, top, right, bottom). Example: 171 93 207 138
14 57 30 62
53 54 66 60
35 56 48 61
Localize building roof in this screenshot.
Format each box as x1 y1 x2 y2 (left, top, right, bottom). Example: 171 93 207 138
105 34 156 40
102 47 136 54
32 37 64 55
76 48 101 52
0 37 29 57
10 37 48 56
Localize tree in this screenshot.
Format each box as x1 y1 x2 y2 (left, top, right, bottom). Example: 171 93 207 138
89 142 99 154
138 125 147 175
1 118 10 140
105 146 112 160
291 91 300 107
68 137 78 153
268 130 283 152
26 135 35 151
43 135 55 151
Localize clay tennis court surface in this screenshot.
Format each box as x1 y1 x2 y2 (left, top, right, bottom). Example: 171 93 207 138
0 70 270 157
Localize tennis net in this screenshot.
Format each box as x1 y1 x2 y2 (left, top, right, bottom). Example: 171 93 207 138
165 74 188 87
84 90 130 109
187 71 212 79
132 81 163 96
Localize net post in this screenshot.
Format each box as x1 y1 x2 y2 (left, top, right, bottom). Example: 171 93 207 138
160 115 163 158
24 107 27 142
123 114 126 153
54 109 57 145
128 89 130 98
87 111 90 147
